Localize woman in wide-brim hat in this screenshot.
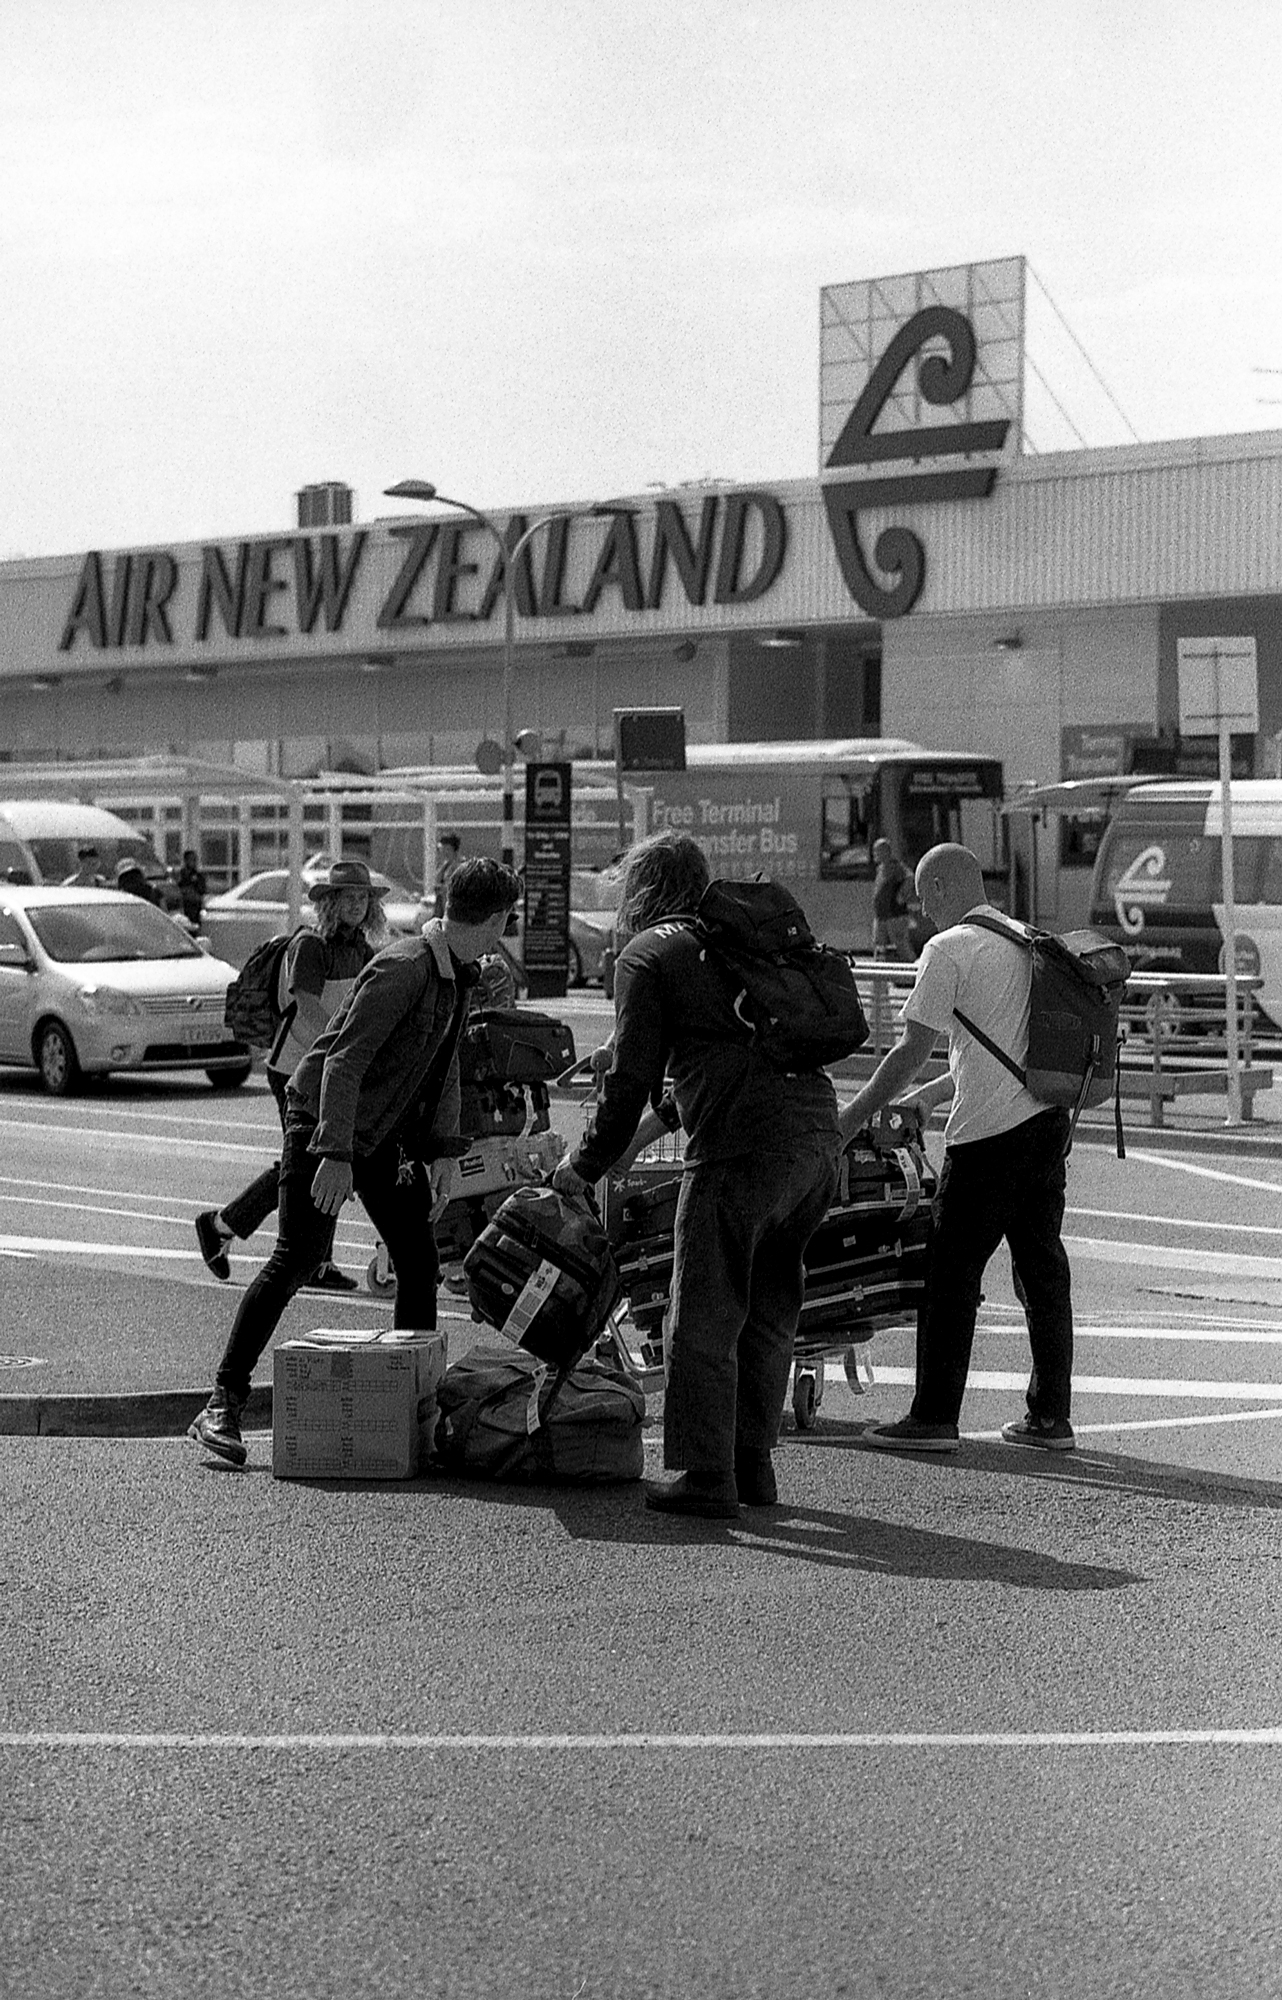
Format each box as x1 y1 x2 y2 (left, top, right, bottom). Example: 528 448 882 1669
193 859 387 1293
308 860 389 947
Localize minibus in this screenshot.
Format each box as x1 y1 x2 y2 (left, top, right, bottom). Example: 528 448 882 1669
1089 780 1282 1026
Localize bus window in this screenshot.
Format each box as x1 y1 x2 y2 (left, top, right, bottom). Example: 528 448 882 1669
1256 838 1282 906
897 791 960 867
820 783 873 879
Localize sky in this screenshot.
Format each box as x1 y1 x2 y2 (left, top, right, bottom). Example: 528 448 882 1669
2 0 1282 560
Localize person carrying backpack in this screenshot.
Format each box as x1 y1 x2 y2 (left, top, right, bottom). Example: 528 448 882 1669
188 857 522 1468
552 829 844 1519
837 842 1077 1454
194 861 388 1291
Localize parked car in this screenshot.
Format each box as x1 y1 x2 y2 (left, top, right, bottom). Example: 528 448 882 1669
200 865 429 970
0 886 250 1094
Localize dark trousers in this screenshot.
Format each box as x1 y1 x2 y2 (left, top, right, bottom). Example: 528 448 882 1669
662 1142 840 1474
214 1114 441 1404
220 1070 338 1271
911 1108 1073 1428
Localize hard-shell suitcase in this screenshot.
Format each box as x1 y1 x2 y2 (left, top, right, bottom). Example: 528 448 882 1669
433 1342 645 1485
463 1185 622 1368
799 1130 934 1338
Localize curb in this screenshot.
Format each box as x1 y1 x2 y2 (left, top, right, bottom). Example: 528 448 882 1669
0 1386 273 1439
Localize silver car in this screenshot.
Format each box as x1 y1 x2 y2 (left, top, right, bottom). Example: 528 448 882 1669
200 866 429 970
0 886 250 1095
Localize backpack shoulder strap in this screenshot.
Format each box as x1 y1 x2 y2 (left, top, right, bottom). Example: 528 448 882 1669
952 1006 1027 1087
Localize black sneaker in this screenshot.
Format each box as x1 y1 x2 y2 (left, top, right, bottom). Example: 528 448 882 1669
1001 1415 1075 1452
194 1210 231 1282
862 1415 960 1453
735 1449 779 1507
187 1390 247 1468
305 1265 359 1292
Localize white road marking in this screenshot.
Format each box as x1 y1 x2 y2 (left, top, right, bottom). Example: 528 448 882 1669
0 1117 267 1157
967 1406 1282 1441
1118 1151 1282 1196
1068 1205 1282 1238
828 1364 1282 1400
1066 1236 1282 1281
1 1729 1281 1752
0 1174 202 1208
0 1100 274 1135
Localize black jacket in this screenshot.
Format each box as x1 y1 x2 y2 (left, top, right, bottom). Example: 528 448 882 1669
570 919 839 1180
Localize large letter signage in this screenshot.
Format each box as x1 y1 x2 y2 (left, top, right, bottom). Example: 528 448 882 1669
821 305 1009 618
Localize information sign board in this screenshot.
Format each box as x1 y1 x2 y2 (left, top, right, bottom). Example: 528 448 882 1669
522 762 571 1001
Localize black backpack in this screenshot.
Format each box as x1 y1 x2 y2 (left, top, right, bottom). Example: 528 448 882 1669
222 929 299 1050
692 878 869 1073
954 912 1132 1155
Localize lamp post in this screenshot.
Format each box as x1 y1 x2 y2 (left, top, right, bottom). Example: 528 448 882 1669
383 479 574 873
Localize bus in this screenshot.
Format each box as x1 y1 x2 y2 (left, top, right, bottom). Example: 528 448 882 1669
624 739 1007 952
1089 780 1282 1027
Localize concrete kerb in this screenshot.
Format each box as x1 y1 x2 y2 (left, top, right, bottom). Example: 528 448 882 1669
0 1387 273 1439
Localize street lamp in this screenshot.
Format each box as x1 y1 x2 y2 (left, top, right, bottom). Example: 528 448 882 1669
383 478 575 873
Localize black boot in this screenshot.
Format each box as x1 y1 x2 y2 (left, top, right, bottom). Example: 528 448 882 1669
188 1389 247 1468
644 1471 740 1520
735 1449 778 1507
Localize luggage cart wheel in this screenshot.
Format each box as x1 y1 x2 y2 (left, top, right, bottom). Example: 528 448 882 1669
792 1368 819 1430
366 1246 396 1296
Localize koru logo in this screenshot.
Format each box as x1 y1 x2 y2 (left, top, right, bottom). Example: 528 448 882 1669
822 306 1010 619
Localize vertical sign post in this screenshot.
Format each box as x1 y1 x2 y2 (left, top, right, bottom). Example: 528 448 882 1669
1176 637 1259 1125
522 762 572 1001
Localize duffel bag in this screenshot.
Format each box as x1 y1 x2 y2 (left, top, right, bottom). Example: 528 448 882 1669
462 1185 622 1368
460 1009 577 1086
433 1343 645 1484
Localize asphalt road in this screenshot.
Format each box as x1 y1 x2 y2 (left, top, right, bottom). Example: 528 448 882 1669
4 1016 1282 1997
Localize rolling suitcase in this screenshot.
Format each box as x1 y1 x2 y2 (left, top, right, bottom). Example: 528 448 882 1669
462 1184 622 1368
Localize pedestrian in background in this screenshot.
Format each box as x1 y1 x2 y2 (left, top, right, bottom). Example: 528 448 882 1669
176 849 207 928
434 829 462 917
872 836 914 960
63 844 104 887
188 857 520 1467
552 829 840 1519
194 859 388 1293
838 842 1076 1454
114 857 156 903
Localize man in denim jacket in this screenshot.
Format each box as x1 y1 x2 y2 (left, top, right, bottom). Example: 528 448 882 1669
189 858 520 1467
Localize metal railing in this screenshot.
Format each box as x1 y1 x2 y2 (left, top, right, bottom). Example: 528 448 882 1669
845 959 1275 1127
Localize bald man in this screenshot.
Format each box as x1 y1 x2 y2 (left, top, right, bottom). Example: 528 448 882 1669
838 843 1075 1453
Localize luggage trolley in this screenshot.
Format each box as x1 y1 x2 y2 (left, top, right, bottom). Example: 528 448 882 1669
565 1059 936 1428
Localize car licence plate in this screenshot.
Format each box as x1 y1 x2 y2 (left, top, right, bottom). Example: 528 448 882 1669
182 1021 225 1045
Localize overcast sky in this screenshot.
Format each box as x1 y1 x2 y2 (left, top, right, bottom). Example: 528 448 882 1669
2 0 1281 560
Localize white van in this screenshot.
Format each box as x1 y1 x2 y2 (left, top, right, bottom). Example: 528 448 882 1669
0 801 169 895
1089 780 1282 1026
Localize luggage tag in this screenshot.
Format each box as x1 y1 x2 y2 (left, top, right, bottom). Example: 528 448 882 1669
503 1259 560 1345
891 1148 922 1224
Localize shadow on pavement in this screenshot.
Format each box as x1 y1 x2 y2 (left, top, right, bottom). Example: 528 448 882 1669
797 1426 1282 1511
393 1477 1141 1588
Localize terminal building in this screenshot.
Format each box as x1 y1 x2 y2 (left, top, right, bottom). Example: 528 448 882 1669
2 256 1281 924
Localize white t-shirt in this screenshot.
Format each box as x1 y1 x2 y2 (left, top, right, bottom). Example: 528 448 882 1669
900 905 1043 1147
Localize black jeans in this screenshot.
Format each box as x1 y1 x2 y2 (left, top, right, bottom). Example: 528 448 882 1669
220 1069 340 1272
214 1112 441 1404
911 1108 1073 1428
662 1140 840 1474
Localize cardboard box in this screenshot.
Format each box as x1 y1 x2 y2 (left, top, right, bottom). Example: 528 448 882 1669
443 1130 565 1203
272 1329 448 1481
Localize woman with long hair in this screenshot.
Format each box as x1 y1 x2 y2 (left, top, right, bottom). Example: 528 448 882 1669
554 829 841 1518
194 860 388 1291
